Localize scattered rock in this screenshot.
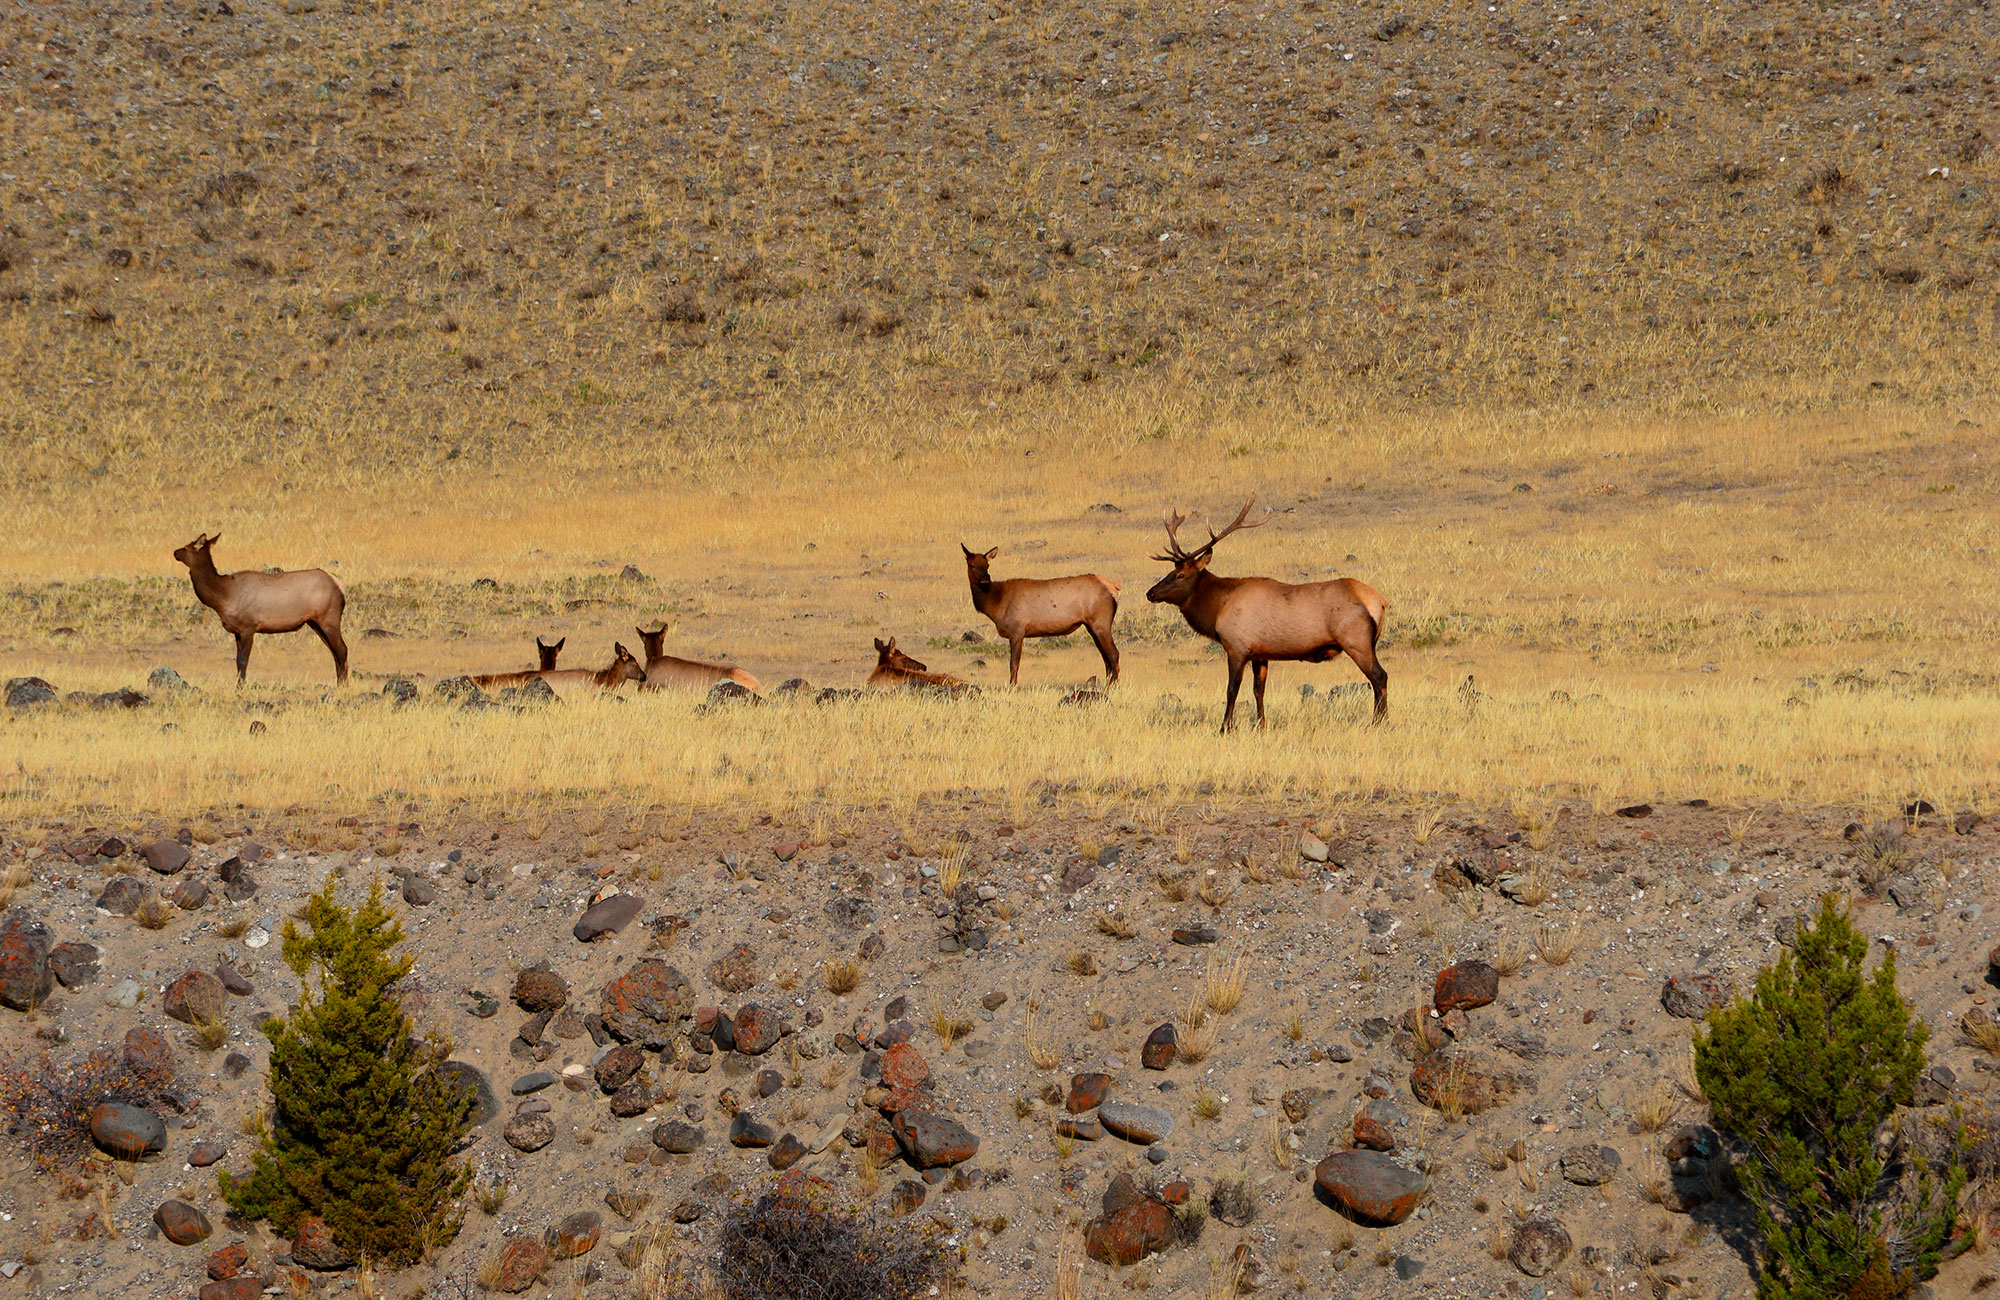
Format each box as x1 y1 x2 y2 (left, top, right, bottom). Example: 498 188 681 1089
1098 1100 1174 1145
706 944 760 993
730 1002 782 1055
200 1279 262 1300
768 1133 809 1169
1067 1072 1112 1112
514 968 569 1013
1509 1219 1573 1277
1084 1174 1176 1266
545 1210 600 1259
0 909 54 1011
48 941 99 988
1432 960 1499 1012
504 1112 555 1152
1171 926 1219 946
96 876 147 916
1614 804 1653 819
891 1110 980 1167
205 1241 248 1279
1409 1050 1524 1115
287 1214 354 1270
123 1025 177 1083
653 1121 704 1154
493 1236 549 1293
188 1141 228 1167
728 1112 777 1148
163 969 226 1025
594 1044 644 1092
4 677 56 708
90 1102 166 1159
1141 1023 1177 1070
598 960 692 1048
1914 1064 1956 1107
1661 973 1730 1019
1314 1150 1426 1225
574 893 644 941
172 877 210 909
1559 1144 1621 1186
142 839 192 875
154 1200 213 1246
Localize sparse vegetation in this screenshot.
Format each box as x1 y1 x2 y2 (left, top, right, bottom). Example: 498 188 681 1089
823 959 861 996
1203 951 1247 1016
714 1177 952 1300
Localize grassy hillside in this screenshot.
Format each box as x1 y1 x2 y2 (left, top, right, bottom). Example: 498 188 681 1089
0 0 1994 498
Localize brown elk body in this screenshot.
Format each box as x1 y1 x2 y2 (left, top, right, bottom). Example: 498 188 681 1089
171 533 349 685
961 545 1120 686
1145 497 1388 731
469 637 566 690
868 637 969 691
471 643 646 696
634 624 761 694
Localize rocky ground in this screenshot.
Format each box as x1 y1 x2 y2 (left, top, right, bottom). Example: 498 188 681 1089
0 798 1995 1300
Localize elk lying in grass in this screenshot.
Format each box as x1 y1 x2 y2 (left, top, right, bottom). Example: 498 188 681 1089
1145 496 1388 730
472 643 646 697
868 637 970 692
172 533 349 684
634 623 761 694
961 544 1120 686
468 637 566 690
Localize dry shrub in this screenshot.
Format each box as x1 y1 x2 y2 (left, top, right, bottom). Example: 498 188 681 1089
715 1176 952 1300
1204 951 1247 1015
1023 1010 1060 1071
823 959 860 996
1 1046 186 1172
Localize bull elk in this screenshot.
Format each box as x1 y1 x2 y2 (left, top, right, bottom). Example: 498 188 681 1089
960 544 1120 686
868 637 970 692
172 533 349 685
469 637 566 690
1145 496 1388 731
634 623 761 694
471 642 646 697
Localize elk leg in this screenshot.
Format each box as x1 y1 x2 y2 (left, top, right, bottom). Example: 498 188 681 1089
1252 660 1269 727
1008 636 1024 687
309 619 350 685
1221 655 1247 733
1347 638 1389 722
1087 620 1120 685
233 632 254 685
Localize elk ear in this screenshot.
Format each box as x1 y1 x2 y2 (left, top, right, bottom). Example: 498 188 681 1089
874 637 888 652
207 533 220 547
1192 553 1211 571
960 542 974 558
985 547 998 560
553 637 564 651
614 642 630 658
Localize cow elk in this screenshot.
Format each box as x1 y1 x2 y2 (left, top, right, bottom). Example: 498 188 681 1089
960 544 1120 686
634 623 761 694
172 533 349 685
469 637 566 690
1145 496 1388 730
868 637 971 693
471 642 646 696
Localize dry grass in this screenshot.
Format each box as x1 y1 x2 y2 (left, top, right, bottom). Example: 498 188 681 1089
133 895 174 931
1023 1010 1061 1072
1203 951 1248 1016
1197 873 1235 910
1065 951 1097 978
1283 1004 1305 1044
1175 1010 1220 1065
1535 918 1582 967
1155 872 1193 904
0 865 28 910
931 1003 974 1051
1054 1228 1085 1300
1492 935 1531 978
191 1019 228 1052
1095 912 1136 940
1635 1084 1679 1134
1410 807 1444 847
475 1176 509 1215
935 841 969 898
823 959 861 996
1192 1087 1224 1122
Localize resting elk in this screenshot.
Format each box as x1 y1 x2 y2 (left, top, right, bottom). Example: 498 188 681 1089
634 623 761 694
471 642 646 697
470 637 566 690
172 533 349 685
960 544 1120 686
868 637 970 692
1145 496 1388 731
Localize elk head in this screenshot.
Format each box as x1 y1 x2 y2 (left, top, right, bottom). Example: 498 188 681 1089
874 637 930 672
172 533 219 568
635 623 670 656
612 642 647 685
1145 496 1269 605
535 636 565 668
960 543 999 589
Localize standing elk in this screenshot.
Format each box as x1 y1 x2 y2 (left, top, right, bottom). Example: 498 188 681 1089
469 637 566 690
634 623 761 694
472 642 646 696
868 637 970 691
1145 496 1388 730
960 544 1120 686
172 533 349 685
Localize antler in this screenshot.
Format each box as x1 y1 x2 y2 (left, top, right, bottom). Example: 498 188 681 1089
1152 508 1193 562
1154 497 1268 564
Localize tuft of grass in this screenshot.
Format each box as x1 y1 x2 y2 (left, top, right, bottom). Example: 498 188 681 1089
1535 918 1582 966
476 1176 509 1215
1192 1087 1224 1121
824 958 860 995
931 1003 974 1050
1023 1010 1061 1071
1155 872 1192 903
1197 874 1235 910
1283 1004 1305 1043
1515 865 1555 907
1634 1083 1678 1133
0 865 28 910
1176 1009 1220 1064
133 894 174 930
1204 951 1247 1015
192 1018 228 1052
1411 807 1444 846
1065 951 1097 978
936 841 969 897
1492 934 1531 977
1096 912 1136 940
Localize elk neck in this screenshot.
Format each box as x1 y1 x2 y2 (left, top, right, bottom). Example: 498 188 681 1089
967 571 1004 616
1174 570 1234 642
184 553 234 610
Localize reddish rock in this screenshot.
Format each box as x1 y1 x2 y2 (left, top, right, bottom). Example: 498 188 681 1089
1084 1199 1174 1266
768 1133 809 1170
200 1280 263 1300
1314 1150 1427 1225
731 1002 782 1055
598 960 692 1048
494 1235 549 1293
865 1129 901 1169
1438 1008 1470 1038
594 1044 644 1093
89 1101 166 1159
879 1041 930 1092
1661 973 1730 1019
206 1242 249 1280
288 1214 353 1270
0 909 54 1011
1433 960 1500 1012
1140 1022 1177 1070
706 943 760 994
154 1199 212 1245
545 1210 600 1259
1353 1114 1396 1151
122 1025 177 1085
163 969 225 1025
513 968 569 1012
1066 1071 1113 1112
890 1109 979 1168
1409 1050 1524 1116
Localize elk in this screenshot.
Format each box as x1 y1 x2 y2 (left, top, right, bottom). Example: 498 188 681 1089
473 642 646 696
171 533 349 685
634 623 761 694
868 637 970 692
468 637 566 690
960 544 1120 686
1145 496 1388 731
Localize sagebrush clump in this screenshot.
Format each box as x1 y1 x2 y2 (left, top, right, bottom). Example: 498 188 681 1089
713 1175 953 1300
1694 894 1964 1300
220 881 472 1266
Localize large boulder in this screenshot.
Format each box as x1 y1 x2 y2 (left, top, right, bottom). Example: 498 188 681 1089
163 969 225 1025
1432 960 1499 1012
598 960 692 1048
1314 1150 1426 1225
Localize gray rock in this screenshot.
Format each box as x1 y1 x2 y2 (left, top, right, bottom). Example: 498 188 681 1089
430 1061 500 1126
653 1121 705 1154
141 840 191 875
1509 1219 1572 1277
1098 1100 1175 1145
147 667 196 694
1661 973 1729 1019
102 977 141 1008
1884 874 1923 910
4 677 57 708
49 941 99 988
1559 1144 1620 1186
96 876 146 915
511 1071 557 1095
574 893 644 942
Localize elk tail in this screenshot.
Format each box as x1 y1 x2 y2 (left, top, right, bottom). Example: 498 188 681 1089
1100 577 1122 599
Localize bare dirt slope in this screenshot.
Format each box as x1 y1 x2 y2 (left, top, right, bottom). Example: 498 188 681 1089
0 800 1994 1298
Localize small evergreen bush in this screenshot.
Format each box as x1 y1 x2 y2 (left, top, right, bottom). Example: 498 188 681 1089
220 881 472 1266
1694 894 1964 1300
